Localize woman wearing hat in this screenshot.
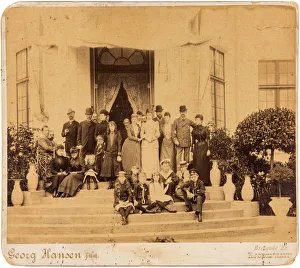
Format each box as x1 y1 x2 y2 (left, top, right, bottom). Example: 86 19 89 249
49 144 69 197
160 112 175 171
141 110 160 178
191 114 211 186
58 147 85 197
121 114 142 171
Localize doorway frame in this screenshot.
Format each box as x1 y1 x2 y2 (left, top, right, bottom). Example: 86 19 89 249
90 47 155 113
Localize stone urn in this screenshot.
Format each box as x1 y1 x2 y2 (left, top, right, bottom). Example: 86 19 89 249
210 160 221 187
27 163 39 192
223 173 235 201
241 175 254 201
269 197 292 217
11 179 24 207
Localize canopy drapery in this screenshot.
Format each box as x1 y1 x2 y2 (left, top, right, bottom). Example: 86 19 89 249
27 6 222 50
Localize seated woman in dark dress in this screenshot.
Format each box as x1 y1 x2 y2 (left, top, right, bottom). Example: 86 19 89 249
192 114 211 186
49 144 69 197
58 147 85 198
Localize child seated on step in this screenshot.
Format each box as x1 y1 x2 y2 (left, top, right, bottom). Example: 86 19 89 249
149 172 177 213
127 165 140 188
95 135 105 179
114 171 134 225
175 161 190 201
83 154 99 190
133 171 157 214
181 168 206 222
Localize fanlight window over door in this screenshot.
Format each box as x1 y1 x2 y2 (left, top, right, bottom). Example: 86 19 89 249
96 47 149 72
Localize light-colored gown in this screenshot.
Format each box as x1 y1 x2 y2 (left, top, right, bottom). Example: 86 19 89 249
160 122 175 171
141 120 160 178
149 182 173 203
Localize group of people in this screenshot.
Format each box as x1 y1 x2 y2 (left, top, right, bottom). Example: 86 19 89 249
36 104 211 223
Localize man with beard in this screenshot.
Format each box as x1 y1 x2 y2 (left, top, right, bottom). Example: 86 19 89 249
77 107 97 160
61 108 79 157
153 105 165 157
172 105 196 166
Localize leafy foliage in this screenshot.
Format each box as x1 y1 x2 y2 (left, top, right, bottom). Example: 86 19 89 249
7 124 36 180
234 108 295 155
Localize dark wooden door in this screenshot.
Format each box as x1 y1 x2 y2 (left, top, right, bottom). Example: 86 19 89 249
109 82 133 142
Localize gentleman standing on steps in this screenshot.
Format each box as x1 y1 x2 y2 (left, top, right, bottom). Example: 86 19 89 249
77 107 97 160
181 168 206 222
153 105 165 157
172 105 196 166
61 108 79 157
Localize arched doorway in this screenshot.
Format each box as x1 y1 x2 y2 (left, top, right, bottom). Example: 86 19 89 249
109 82 133 143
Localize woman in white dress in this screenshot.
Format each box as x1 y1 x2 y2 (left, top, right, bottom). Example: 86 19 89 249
141 111 160 178
149 172 177 213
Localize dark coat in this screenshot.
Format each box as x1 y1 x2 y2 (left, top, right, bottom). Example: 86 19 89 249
50 156 70 174
94 121 108 141
77 120 96 157
172 118 196 147
114 178 133 207
181 178 206 198
61 120 79 154
134 183 151 203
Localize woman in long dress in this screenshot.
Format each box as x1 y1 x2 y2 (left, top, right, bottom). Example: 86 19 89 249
160 112 175 171
58 147 85 197
100 121 122 189
141 111 160 178
121 114 142 171
192 114 211 186
149 172 177 213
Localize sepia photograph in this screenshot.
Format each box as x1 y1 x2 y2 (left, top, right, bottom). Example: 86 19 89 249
1 1 298 266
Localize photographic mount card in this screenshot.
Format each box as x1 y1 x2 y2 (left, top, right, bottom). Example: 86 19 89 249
1 1 298 266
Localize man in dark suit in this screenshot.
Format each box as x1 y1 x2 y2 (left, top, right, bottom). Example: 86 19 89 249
61 108 79 157
181 168 206 222
77 107 97 159
172 105 196 166
94 109 108 142
153 105 165 157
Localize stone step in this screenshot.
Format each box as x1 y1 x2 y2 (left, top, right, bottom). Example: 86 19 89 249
8 209 244 224
77 189 114 197
40 195 232 209
7 217 259 235
7 225 274 244
8 202 235 215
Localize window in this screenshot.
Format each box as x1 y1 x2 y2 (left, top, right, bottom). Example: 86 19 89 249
210 47 225 128
16 48 29 127
258 60 296 111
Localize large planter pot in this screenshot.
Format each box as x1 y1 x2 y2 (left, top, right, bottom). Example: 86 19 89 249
241 175 254 201
269 197 292 217
27 163 39 192
11 179 24 207
210 160 221 187
223 173 235 201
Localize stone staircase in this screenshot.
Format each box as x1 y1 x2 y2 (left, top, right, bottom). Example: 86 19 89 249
7 182 274 244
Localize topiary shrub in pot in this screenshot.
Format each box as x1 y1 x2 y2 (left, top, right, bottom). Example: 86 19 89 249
268 165 294 217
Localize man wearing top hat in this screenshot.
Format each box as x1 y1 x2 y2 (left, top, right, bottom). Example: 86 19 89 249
172 105 196 166
153 105 165 157
94 109 109 142
77 107 97 159
61 108 79 157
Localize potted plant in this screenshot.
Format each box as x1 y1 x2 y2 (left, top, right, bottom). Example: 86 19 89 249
209 128 234 187
268 165 294 217
7 124 36 206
